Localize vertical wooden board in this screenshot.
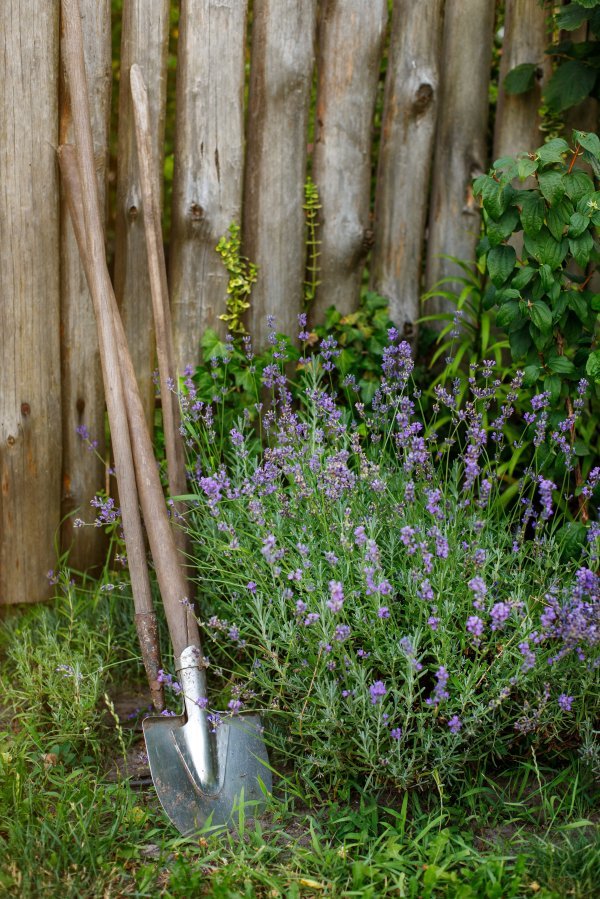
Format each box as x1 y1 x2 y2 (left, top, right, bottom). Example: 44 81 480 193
170 0 248 374
370 0 444 335
425 0 495 309
0 2 61 604
494 0 550 159
60 0 111 570
244 0 318 348
114 0 170 428
311 0 387 325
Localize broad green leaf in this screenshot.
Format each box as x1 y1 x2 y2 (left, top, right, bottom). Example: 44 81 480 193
504 63 537 95
492 156 519 182
487 245 516 286
494 288 520 303
531 323 553 351
568 211 590 237
536 138 570 165
556 522 587 562
511 266 535 291
537 170 565 205
496 301 521 328
573 129 600 160
585 349 600 382
577 0 600 9
557 3 591 31
517 157 539 180
552 292 569 323
474 175 507 220
520 194 546 235
591 293 600 312
487 208 520 246
523 228 568 269
544 60 597 112
509 324 531 359
567 290 589 322
522 363 541 386
530 300 553 333
544 373 562 404
564 170 595 202
547 198 574 239
548 355 576 375
539 264 555 293
569 231 594 268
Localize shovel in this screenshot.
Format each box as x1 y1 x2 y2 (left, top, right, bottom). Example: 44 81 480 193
61 0 272 835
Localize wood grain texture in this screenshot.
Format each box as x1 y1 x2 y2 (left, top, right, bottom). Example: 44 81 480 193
244 0 318 347
170 0 248 373
113 0 170 428
494 0 549 159
0 2 61 604
370 0 444 335
311 0 387 324
425 0 495 310
59 0 111 570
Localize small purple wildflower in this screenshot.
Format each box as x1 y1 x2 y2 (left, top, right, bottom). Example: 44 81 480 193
448 715 462 734
304 612 320 626
377 606 390 619
369 681 387 705
557 694 573 712
466 615 484 637
427 666 450 706
334 624 351 642
390 727 402 740
326 580 345 612
490 602 511 631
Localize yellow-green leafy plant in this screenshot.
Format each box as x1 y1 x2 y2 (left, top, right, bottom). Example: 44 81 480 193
216 224 258 336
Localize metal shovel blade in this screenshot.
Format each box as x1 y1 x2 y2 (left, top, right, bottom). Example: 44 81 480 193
142 647 271 835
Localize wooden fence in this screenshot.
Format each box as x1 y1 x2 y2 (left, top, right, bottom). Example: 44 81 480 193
0 0 589 604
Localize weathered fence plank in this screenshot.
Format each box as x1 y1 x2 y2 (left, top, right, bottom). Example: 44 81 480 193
170 0 248 374
244 0 318 347
59 0 111 570
311 0 387 324
0 2 61 604
370 0 444 335
494 0 549 159
425 0 495 309
114 0 171 427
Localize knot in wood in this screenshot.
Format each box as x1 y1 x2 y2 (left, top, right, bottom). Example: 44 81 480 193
413 83 434 115
20 403 31 417
362 228 375 251
127 205 139 221
189 203 204 221
7 435 15 447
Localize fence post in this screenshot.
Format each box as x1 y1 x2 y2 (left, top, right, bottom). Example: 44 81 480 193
425 0 495 310
60 0 112 570
244 0 318 347
370 0 444 335
494 0 550 159
170 0 248 374
310 0 388 324
114 0 171 428
0 2 61 604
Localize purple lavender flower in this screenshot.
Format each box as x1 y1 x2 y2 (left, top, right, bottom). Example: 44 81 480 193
354 525 367 547
428 616 440 631
390 727 402 740
369 681 387 704
326 580 345 612
228 699 244 714
519 641 536 673
538 476 556 521
468 576 487 602
490 602 511 631
427 666 450 706
334 623 351 642
466 615 484 637
557 694 573 712
324 551 338 565
447 715 462 734
304 612 320 626
246 581 257 593
377 606 390 619
417 579 434 602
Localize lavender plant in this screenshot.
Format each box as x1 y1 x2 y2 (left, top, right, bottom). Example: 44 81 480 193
171 322 600 795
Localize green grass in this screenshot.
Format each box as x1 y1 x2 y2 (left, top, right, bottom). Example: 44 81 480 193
0 587 597 898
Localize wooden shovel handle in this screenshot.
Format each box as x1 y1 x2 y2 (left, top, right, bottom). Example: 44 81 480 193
61 0 200 661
